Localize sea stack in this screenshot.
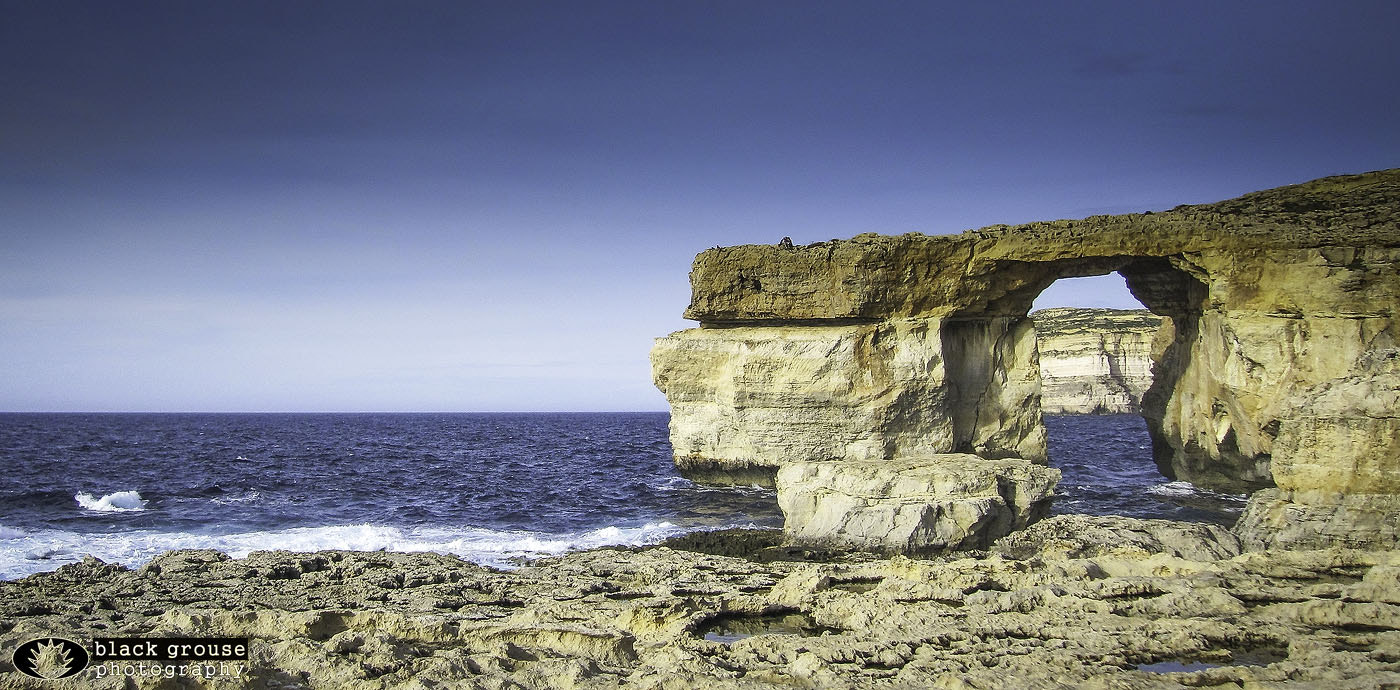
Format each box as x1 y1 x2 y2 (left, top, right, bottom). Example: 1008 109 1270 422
652 169 1400 551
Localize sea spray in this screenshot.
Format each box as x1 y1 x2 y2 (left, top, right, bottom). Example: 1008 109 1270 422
0 520 693 579
76 491 148 512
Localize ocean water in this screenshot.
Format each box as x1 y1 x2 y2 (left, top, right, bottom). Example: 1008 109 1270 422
1046 414 1248 524
0 412 1244 580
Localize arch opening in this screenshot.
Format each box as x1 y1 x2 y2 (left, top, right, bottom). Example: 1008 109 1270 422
1028 272 1245 524
938 256 1262 524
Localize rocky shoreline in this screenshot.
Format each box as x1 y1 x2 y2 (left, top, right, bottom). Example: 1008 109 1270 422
4 515 1400 689
7 171 1394 687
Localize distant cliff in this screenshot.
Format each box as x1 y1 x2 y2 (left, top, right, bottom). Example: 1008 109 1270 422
1031 307 1164 414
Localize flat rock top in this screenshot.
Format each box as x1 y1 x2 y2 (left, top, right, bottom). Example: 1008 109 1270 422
4 515 1400 688
685 168 1400 322
1030 307 1164 339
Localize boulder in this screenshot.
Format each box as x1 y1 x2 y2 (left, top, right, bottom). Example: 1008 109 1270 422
775 454 1059 552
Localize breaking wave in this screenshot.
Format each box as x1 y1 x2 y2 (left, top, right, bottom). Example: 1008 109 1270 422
75 490 148 513
0 521 689 580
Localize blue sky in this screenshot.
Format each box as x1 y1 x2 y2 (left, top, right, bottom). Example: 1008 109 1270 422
3 1 1397 411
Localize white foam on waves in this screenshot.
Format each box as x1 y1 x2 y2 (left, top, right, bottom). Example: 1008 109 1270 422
1146 481 1196 497
0 520 688 581
654 477 775 495
210 489 262 505
75 490 148 512
1147 481 1248 504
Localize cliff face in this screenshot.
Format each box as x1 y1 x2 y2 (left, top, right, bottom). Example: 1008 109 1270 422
1031 307 1164 414
653 318 1044 485
652 168 1400 549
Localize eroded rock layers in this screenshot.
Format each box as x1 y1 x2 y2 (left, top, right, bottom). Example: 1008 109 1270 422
651 169 1400 549
1031 307 1163 414
776 454 1060 553
5 516 1400 689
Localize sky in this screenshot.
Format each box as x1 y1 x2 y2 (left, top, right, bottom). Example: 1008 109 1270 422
2 1 1397 412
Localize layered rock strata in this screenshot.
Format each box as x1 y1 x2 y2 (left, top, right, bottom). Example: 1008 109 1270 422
652 318 1043 485
5 516 1400 688
1235 348 1400 550
775 455 1059 552
652 169 1400 548
1032 307 1164 414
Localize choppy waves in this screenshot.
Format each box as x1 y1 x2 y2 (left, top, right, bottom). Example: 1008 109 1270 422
1044 414 1251 525
0 413 791 580
0 520 692 580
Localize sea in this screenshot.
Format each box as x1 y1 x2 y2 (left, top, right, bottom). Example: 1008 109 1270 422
0 412 1247 580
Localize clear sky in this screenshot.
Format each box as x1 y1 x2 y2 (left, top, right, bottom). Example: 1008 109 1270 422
3 1 1397 412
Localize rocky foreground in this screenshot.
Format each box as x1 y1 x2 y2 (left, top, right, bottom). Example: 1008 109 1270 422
4 516 1400 689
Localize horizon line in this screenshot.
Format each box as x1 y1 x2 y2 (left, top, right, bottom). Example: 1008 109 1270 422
0 409 673 415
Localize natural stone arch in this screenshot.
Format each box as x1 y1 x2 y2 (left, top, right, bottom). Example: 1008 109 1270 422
935 255 1267 492
652 169 1400 549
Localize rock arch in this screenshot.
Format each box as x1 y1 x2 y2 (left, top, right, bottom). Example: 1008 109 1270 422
651 169 1400 549
933 255 1281 492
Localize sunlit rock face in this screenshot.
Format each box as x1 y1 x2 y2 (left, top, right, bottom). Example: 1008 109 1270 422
1235 349 1400 550
653 168 1400 549
650 318 1044 486
775 454 1059 552
1031 307 1163 414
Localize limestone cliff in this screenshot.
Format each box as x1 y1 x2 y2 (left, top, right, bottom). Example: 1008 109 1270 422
652 168 1400 549
652 318 1043 485
1031 307 1164 414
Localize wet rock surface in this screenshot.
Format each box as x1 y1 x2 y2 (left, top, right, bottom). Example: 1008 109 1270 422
4 515 1400 688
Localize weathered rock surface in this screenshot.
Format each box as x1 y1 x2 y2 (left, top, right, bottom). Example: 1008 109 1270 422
678 172 1400 323
992 514 1242 562
1032 307 1164 414
652 168 1400 548
1236 348 1400 550
5 519 1400 688
651 318 1043 485
776 455 1059 552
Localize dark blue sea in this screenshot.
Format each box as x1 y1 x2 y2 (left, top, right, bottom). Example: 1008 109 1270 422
1044 414 1248 523
0 413 1245 579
